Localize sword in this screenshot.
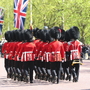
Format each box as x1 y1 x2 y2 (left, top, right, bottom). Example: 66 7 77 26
72 60 83 66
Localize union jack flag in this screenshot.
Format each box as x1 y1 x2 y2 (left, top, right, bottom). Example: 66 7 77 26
0 8 4 35
14 0 29 30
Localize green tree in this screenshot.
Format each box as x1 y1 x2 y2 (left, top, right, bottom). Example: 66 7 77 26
0 0 90 44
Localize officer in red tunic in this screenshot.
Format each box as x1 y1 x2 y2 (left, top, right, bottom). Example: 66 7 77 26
34 30 44 79
68 26 83 82
32 28 41 79
15 30 25 81
2 31 11 77
11 30 22 80
37 29 49 80
62 30 71 81
7 30 18 79
5 31 13 78
49 26 65 83
40 30 54 81
58 29 66 80
19 29 36 83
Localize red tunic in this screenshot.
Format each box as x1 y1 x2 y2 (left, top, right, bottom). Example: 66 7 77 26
37 42 48 61
12 42 22 61
49 40 65 62
7 42 16 60
63 42 70 52
14 42 23 61
68 40 82 60
35 41 43 60
19 42 36 62
4 42 13 59
63 41 70 61
33 39 40 44
41 42 53 62
2 42 9 58
17 42 26 61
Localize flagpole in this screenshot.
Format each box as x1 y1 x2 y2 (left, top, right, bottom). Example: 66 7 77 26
7 1 10 31
62 0 65 29
30 0 33 30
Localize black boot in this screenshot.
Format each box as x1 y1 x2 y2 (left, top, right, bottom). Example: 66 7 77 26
24 75 30 83
51 76 57 83
30 80 33 83
66 74 71 81
60 74 65 80
18 74 22 81
73 77 78 82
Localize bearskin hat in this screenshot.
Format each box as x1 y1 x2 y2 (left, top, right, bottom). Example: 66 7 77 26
5 31 11 42
5 31 8 41
65 30 71 42
15 30 20 41
69 26 80 40
18 30 23 41
20 30 26 41
49 26 61 40
58 29 65 41
15 30 19 41
11 30 18 41
40 29 48 42
36 29 42 39
46 30 54 42
9 30 15 41
12 30 17 41
24 29 33 42
32 28 39 38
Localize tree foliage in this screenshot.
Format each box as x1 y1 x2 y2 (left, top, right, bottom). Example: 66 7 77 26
0 0 90 44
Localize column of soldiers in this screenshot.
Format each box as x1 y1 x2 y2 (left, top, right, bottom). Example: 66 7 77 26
2 26 83 84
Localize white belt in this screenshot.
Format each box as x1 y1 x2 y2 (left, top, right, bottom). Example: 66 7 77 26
23 51 33 54
52 51 60 54
46 52 50 54
71 50 78 52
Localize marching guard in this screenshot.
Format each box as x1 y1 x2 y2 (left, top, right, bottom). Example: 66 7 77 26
2 26 83 84
68 26 83 82
49 26 65 83
2 31 11 75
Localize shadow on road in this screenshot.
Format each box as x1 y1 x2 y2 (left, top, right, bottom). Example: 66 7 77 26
0 76 54 87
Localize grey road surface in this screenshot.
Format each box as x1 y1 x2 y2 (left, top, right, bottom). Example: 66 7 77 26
0 58 90 90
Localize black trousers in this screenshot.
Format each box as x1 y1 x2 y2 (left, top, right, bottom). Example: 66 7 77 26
69 60 80 80
23 61 34 82
62 61 71 77
36 60 43 75
51 61 62 82
14 61 22 75
45 62 52 76
4 58 8 73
